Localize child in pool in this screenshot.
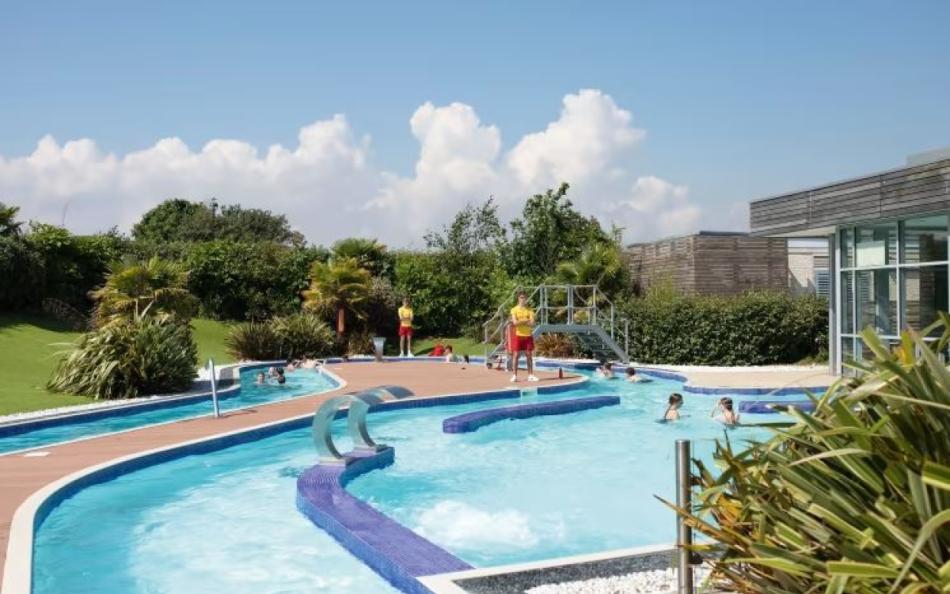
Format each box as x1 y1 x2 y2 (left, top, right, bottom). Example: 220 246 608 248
712 397 740 426
597 361 616 379
664 393 684 421
255 371 266 385
275 367 287 385
625 367 650 383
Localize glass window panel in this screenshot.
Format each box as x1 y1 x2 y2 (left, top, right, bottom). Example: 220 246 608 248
840 271 854 333
840 228 854 268
902 265 948 335
902 215 948 264
856 269 897 335
840 337 854 364
855 223 897 267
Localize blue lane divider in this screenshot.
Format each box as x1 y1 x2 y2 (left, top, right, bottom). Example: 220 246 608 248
442 396 621 433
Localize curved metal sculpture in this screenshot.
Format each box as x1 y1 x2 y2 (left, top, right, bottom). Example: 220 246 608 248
312 391 390 465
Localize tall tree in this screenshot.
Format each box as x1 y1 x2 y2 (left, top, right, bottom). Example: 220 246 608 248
132 199 302 245
302 257 372 336
505 183 610 280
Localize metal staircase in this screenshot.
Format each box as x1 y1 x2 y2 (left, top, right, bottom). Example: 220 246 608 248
482 284 630 364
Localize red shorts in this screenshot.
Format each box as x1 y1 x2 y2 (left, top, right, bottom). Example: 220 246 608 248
511 335 534 352
399 326 413 337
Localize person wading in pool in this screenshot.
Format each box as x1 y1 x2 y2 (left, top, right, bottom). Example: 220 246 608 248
509 291 539 382
398 296 415 357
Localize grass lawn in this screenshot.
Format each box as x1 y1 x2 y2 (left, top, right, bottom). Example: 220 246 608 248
410 336 485 357
0 314 234 416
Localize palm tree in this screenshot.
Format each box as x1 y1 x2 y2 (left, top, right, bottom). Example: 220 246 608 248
554 243 626 297
90 257 199 326
302 257 372 336
330 238 391 278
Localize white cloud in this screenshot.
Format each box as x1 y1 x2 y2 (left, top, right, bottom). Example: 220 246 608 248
0 90 704 245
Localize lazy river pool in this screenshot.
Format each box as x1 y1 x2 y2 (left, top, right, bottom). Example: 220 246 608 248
31 370 794 593
0 366 338 454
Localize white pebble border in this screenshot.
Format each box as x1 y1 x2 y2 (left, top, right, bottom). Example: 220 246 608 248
526 566 713 594
0 395 172 425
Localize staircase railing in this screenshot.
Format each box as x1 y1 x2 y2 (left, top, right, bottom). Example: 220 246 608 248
482 284 631 361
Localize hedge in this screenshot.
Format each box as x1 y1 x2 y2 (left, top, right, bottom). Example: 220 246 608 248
621 290 828 365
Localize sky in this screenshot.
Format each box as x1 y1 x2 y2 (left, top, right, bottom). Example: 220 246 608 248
1 0 949 247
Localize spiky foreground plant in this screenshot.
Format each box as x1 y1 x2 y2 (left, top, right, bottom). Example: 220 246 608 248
48 315 197 400
667 316 950 593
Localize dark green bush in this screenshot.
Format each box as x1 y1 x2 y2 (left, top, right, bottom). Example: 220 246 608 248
226 313 334 360
393 251 513 337
184 241 327 320
0 236 45 309
622 289 827 365
48 316 197 399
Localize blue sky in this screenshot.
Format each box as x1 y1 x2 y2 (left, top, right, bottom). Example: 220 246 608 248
2 0 949 244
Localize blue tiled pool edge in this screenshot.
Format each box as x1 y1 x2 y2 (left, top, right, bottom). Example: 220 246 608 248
296 450 472 594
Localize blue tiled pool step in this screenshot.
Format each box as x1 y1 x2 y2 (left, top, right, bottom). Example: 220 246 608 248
442 396 621 433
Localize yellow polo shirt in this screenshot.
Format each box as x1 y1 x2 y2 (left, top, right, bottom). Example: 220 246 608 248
398 306 414 328
510 305 534 337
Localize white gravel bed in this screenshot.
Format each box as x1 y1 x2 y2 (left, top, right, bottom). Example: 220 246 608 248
526 566 713 594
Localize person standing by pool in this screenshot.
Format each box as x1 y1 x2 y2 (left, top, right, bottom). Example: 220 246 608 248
398 297 414 357
510 291 539 382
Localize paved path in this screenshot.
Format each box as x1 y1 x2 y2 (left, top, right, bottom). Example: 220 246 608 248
0 362 576 586
649 365 837 390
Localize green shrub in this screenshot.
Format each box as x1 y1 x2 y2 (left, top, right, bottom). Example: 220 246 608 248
0 236 44 309
48 316 197 399
535 333 576 358
670 321 950 593
183 241 328 320
622 289 827 365
226 313 334 360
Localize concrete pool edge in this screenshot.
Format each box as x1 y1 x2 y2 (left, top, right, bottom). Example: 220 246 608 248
1 375 587 594
417 543 677 593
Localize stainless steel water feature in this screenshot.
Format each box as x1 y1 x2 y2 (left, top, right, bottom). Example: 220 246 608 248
311 387 415 465
208 358 220 418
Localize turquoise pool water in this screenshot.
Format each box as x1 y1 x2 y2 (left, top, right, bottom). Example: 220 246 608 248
32 371 787 592
0 367 337 454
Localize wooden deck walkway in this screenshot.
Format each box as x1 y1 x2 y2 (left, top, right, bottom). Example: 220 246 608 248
0 362 576 588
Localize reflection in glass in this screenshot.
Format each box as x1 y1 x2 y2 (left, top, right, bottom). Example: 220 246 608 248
902 215 948 263
855 223 897 267
902 266 948 334
841 337 854 364
841 272 854 333
856 269 897 335
840 228 854 268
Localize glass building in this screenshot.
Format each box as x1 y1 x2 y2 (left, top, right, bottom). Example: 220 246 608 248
750 154 950 374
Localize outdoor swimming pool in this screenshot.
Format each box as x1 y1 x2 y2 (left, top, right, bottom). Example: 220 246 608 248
31 371 789 593
0 366 337 454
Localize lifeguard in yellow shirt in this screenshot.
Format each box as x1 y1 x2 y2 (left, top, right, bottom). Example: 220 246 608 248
398 297 415 357
509 291 539 382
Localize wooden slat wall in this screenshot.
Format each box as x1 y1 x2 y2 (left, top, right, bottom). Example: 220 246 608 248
750 158 950 235
626 235 788 295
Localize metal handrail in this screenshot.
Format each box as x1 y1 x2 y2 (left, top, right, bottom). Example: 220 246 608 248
481 284 632 360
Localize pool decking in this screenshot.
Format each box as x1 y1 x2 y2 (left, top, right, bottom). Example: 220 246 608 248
0 362 577 589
